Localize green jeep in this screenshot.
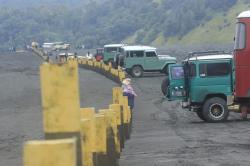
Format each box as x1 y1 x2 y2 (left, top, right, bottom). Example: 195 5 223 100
162 51 234 122
115 45 177 77
103 44 124 64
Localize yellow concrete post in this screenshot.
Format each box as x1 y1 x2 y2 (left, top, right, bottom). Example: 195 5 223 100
94 115 107 153
119 71 126 82
109 104 124 151
80 107 96 151
23 138 77 166
80 119 94 166
40 61 82 166
99 109 120 153
109 104 122 126
80 107 95 119
112 87 122 104
40 61 81 133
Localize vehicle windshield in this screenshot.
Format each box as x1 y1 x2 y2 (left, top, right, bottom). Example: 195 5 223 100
234 22 246 50
171 66 184 79
104 47 117 53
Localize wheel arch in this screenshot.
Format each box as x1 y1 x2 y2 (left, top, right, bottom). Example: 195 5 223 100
203 93 227 103
132 64 144 70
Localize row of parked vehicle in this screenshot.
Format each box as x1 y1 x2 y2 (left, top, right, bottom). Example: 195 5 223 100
94 44 177 77
91 10 250 124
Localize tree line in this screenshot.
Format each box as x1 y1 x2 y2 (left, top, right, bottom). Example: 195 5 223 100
0 0 237 51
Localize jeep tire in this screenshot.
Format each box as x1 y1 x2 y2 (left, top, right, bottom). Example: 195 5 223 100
161 77 169 96
196 108 205 121
202 97 229 122
131 66 143 77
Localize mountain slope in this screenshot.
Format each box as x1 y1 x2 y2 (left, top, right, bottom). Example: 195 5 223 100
165 0 250 46
0 0 249 50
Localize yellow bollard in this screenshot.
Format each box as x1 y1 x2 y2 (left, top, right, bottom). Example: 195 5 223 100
112 87 123 104
109 104 122 126
99 109 120 153
119 71 126 82
109 104 123 152
23 138 77 166
80 107 95 119
40 61 82 166
80 108 96 151
40 61 80 133
94 115 107 153
98 109 119 166
81 119 94 166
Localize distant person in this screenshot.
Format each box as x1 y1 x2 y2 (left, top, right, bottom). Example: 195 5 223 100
122 78 137 110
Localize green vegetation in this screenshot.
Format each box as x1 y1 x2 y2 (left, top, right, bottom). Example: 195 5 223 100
0 0 249 51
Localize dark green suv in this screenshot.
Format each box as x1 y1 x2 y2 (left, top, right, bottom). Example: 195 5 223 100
162 51 234 122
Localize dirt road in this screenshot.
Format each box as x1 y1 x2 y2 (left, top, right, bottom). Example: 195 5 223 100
0 52 116 166
120 76 250 166
1 53 250 166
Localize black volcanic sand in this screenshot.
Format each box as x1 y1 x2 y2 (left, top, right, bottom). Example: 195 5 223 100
1 52 250 166
0 52 116 166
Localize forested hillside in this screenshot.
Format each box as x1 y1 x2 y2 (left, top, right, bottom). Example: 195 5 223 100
0 0 249 51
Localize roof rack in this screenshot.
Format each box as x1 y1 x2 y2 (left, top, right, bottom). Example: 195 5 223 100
188 51 227 56
184 50 229 61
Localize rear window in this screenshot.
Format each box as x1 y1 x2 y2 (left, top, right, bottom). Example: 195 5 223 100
171 66 184 79
104 47 117 53
199 63 230 77
130 51 144 57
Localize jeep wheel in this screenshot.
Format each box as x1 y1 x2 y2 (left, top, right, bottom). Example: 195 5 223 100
131 66 143 77
202 97 229 122
196 109 205 121
161 77 169 96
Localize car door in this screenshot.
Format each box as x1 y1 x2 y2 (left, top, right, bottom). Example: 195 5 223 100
144 50 158 70
168 64 186 101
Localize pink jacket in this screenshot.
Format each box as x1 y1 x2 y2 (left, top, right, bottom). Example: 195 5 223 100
122 84 137 96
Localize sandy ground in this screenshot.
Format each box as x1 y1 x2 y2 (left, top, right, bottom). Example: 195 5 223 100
0 52 116 166
120 76 250 166
1 52 250 166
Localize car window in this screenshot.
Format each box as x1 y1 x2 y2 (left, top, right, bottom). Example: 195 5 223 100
146 51 157 57
105 47 117 53
130 51 144 58
199 63 230 77
189 64 196 77
171 66 184 79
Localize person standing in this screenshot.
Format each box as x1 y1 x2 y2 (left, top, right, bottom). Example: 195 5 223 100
122 78 137 110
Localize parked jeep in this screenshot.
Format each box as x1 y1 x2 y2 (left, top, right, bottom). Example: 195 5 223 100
103 44 125 64
114 45 177 77
162 51 234 122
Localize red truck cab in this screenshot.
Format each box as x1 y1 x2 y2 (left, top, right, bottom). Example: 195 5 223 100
234 11 250 101
94 48 104 61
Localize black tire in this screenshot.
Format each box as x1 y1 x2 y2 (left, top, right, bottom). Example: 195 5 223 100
131 66 143 77
202 97 229 122
196 109 205 121
161 77 169 96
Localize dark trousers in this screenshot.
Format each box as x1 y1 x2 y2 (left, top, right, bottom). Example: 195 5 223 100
123 92 135 109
